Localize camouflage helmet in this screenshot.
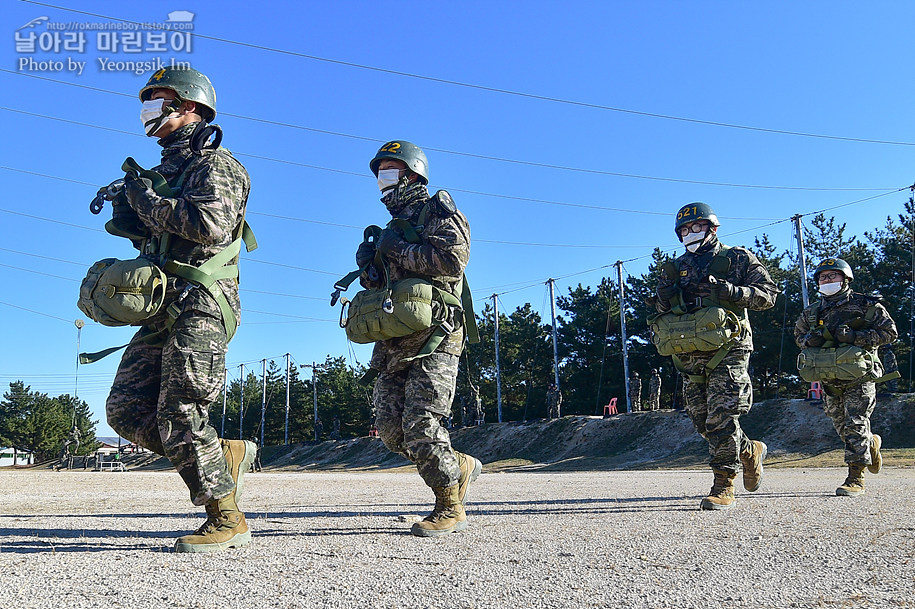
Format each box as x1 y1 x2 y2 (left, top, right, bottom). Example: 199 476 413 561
813 258 854 283
139 66 217 122
370 140 429 184
674 202 720 240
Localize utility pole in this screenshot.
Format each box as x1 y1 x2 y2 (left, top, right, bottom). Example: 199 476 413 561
909 200 914 392
492 294 503 423
239 363 245 440
547 279 561 391
221 368 227 437
260 359 267 449
616 261 631 414
73 319 84 427
792 214 810 309
312 362 319 440
284 353 291 445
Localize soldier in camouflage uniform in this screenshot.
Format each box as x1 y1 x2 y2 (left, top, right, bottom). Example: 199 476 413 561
545 383 562 419
655 202 777 510
357 141 482 537
628 371 642 412
647 368 662 410
795 258 897 497
105 67 256 552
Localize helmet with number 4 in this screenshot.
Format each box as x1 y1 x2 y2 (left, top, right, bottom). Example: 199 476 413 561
139 66 217 122
813 258 854 283
674 202 720 240
370 140 429 184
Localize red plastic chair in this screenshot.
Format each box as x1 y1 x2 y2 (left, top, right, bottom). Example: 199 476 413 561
807 382 823 400
603 397 618 417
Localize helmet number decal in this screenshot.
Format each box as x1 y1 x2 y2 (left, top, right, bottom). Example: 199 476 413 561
380 142 401 154
677 206 697 220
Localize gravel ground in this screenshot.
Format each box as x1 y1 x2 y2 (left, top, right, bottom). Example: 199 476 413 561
0 468 913 609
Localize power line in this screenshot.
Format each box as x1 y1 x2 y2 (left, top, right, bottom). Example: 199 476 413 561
0 76 899 193
14 4 915 149
0 300 71 323
0 166 700 248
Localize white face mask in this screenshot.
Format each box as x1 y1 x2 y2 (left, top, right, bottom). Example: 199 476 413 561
141 98 178 137
377 168 402 192
818 281 843 297
683 231 706 253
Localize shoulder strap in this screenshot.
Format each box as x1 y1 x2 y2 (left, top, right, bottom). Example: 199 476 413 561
708 245 732 280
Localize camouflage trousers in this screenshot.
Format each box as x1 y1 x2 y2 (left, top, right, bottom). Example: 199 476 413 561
629 386 641 412
822 380 876 466
646 389 660 411
374 352 461 489
106 311 233 506
679 348 754 473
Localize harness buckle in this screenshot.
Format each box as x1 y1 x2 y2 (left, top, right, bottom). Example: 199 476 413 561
330 287 342 307
382 297 394 314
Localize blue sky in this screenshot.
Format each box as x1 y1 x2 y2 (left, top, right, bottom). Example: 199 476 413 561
3 1 915 436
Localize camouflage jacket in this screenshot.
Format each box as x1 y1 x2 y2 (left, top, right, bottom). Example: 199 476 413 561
655 237 778 350
794 289 897 353
127 122 251 323
361 182 470 373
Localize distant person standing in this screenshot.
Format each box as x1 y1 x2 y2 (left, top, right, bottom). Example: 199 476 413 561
546 383 562 419
330 415 341 441
647 368 662 410
795 258 897 497
628 371 642 412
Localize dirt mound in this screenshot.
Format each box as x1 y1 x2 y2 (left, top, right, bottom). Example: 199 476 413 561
126 394 915 472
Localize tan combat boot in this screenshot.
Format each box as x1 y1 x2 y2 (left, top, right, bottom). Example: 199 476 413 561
740 440 767 492
836 464 866 497
221 439 257 504
174 494 251 553
867 434 882 475
700 469 737 510
454 450 483 505
411 485 467 538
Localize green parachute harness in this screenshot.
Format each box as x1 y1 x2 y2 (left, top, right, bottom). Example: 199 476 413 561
330 193 480 384
648 246 747 384
796 300 900 394
78 152 256 363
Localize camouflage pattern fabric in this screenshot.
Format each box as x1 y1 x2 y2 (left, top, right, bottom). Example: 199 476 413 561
545 387 562 419
107 121 250 506
655 236 778 350
647 371 662 410
794 290 897 352
822 380 877 465
361 181 470 374
795 289 897 465
879 344 899 392
107 311 233 505
678 348 755 473
629 373 642 412
374 352 461 488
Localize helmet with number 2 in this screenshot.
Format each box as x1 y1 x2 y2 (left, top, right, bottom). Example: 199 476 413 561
674 202 720 241
813 258 854 283
370 140 429 184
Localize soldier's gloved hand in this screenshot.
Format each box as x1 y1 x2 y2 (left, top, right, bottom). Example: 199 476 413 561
805 331 826 348
716 280 740 302
377 228 407 257
657 284 679 302
123 174 155 208
835 325 857 344
356 241 376 268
